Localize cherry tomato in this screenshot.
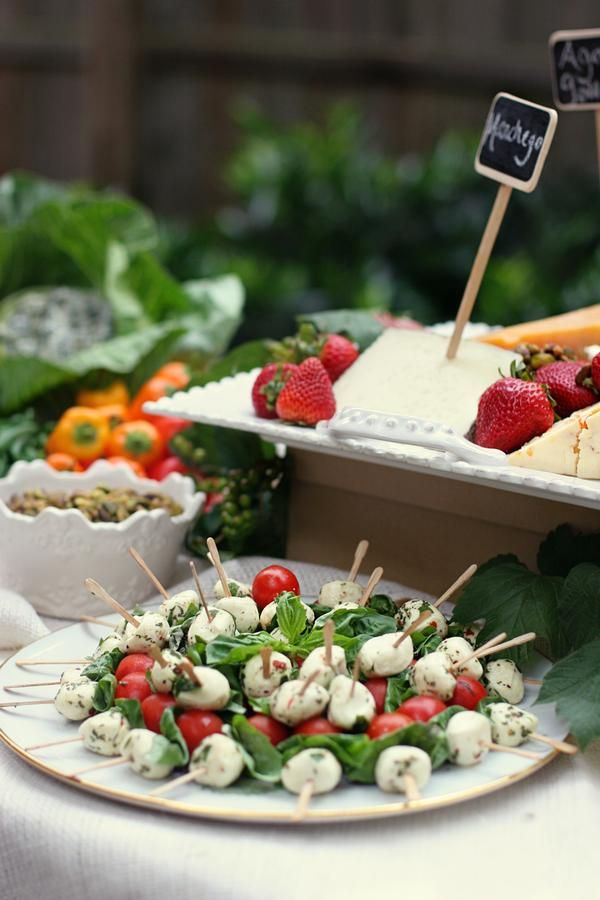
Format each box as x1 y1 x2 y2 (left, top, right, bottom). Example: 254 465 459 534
106 456 147 478
115 671 152 703
141 693 177 733
176 710 223 753
397 695 447 722
294 717 342 736
115 654 153 680
246 714 290 746
252 565 301 610
146 455 190 481
365 678 388 714
153 418 192 444
154 362 190 389
367 712 414 740
450 676 488 710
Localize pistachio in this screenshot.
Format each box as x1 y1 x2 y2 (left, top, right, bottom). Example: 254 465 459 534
7 486 183 522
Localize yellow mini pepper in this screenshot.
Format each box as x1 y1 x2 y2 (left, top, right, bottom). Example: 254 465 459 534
76 380 130 409
46 407 109 462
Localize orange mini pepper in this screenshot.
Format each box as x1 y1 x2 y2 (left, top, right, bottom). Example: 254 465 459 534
106 456 147 478
97 404 128 430
46 407 109 462
154 361 190 389
127 376 175 422
107 420 164 467
45 452 84 472
76 380 130 409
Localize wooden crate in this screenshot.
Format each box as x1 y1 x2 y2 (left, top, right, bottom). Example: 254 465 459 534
287 449 599 594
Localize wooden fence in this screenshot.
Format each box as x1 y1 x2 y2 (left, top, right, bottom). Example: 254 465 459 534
0 0 597 216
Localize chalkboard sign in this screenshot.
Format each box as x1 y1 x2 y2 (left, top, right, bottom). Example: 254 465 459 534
550 29 600 110
475 93 557 193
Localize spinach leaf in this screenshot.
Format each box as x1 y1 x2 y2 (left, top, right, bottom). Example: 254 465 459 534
229 714 282 782
92 674 117 712
452 556 562 667
537 639 600 749
276 593 308 644
114 698 145 729
160 707 189 766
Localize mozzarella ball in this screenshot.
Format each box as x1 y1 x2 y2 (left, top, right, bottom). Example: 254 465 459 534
190 734 245 788
318 581 364 609
213 577 253 600
79 708 130 756
54 679 97 721
281 748 342 796
438 636 483 680
335 601 360 611
462 622 482 647
159 590 198 623
446 711 491 766
489 703 539 748
299 645 348 688
359 633 413 677
121 729 175 780
93 632 124 657
216 596 259 633
270 680 329 726
412 651 456 701
148 649 183 693
259 599 314 632
175 666 231 710
123 612 170 653
242 651 292 698
484 659 525 704
61 667 88 684
187 608 235 645
327 675 376 730
396 600 448 638
375 746 432 794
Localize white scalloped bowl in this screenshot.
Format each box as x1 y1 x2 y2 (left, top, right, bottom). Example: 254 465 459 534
0 460 204 618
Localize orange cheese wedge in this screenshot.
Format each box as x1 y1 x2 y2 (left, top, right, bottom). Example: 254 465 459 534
478 305 600 356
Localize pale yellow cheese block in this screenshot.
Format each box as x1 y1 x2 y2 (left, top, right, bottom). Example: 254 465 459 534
333 330 519 435
510 401 600 479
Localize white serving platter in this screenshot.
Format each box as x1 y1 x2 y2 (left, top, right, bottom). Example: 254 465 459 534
145 370 600 511
0 620 565 824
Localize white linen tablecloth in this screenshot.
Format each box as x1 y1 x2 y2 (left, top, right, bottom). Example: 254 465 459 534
1 558 599 900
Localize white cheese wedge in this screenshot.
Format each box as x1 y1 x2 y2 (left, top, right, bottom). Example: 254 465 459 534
333 330 519 436
509 401 600 480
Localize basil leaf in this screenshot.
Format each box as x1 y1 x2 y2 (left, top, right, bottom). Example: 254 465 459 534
275 593 307 644
367 595 397 618
313 607 396 638
537 638 600 749
295 629 357 659
205 633 290 666
160 707 189 766
145 733 187 768
114 698 145 729
412 629 442 655
428 705 464 731
92 674 116 712
186 640 206 665
384 673 414 712
82 648 124 681
247 696 271 715
229 714 282 782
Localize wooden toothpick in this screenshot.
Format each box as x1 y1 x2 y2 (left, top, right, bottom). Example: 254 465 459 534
176 658 202 686
16 659 88 668
446 184 512 359
350 655 361 697
149 646 169 669
4 681 62 690
69 755 129 779
466 632 536 663
206 537 231 598
402 772 421 803
348 539 369 582
452 632 508 671
358 567 384 607
260 647 272 679
292 778 314 821
129 547 170 601
84 579 139 628
393 608 432 648
487 743 540 760
25 736 83 751
0 698 55 708
531 733 577 755
432 564 478 610
150 767 208 796
299 670 320 696
190 560 212 622
80 615 114 627
323 620 334 668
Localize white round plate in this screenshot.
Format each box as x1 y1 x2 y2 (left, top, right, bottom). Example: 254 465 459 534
0 620 567 824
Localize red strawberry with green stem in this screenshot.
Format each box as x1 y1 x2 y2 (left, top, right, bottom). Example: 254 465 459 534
252 363 297 419
534 361 596 418
276 357 336 426
319 334 359 382
474 377 554 452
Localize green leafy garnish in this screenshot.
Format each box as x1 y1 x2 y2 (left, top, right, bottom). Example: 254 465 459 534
82 648 124 682
92 674 117 712
114 698 144 729
159 707 189 766
537 639 600 750
229 715 283 782
275 593 308 644
145 734 188 769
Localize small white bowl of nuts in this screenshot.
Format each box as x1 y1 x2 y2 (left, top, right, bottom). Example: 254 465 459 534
0 460 204 617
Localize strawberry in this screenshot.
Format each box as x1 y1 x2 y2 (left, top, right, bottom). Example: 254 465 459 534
534 361 596 418
251 363 297 419
591 352 600 392
319 334 359 382
474 377 554 452
275 357 336 426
